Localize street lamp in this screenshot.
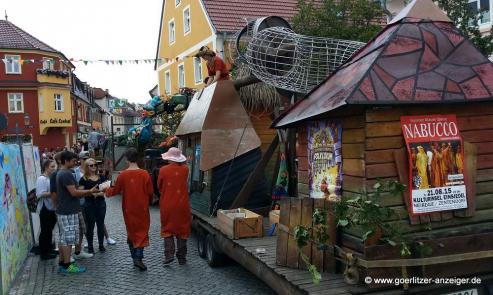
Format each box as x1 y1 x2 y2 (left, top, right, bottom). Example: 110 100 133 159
23 113 30 127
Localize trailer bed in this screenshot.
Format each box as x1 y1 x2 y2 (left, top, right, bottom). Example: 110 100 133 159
192 210 493 295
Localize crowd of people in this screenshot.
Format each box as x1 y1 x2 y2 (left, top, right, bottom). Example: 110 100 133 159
35 147 191 274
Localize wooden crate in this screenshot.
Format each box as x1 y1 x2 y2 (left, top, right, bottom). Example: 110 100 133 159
276 197 337 273
217 208 263 239
269 210 280 235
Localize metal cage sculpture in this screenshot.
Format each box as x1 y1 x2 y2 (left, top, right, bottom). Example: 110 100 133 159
237 18 366 94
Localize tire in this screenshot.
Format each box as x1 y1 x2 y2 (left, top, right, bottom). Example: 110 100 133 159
205 234 223 267
197 234 207 258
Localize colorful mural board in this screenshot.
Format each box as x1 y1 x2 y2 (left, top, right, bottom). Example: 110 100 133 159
307 121 342 201
22 144 38 192
401 115 467 214
0 143 32 294
32 146 41 179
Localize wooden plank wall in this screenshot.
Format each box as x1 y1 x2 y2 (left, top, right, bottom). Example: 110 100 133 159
250 113 278 190
342 103 493 245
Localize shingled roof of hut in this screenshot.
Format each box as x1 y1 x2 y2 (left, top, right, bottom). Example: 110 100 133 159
274 0 493 128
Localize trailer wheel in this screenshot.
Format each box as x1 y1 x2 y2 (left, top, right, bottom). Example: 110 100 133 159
206 234 222 267
197 234 207 258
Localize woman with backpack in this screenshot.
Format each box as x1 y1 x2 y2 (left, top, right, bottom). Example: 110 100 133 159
36 159 58 260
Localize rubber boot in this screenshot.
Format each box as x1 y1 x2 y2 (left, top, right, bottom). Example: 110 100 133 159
163 237 175 265
176 238 187 265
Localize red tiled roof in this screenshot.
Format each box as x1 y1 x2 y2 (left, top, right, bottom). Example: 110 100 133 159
93 88 109 99
275 0 493 127
0 20 58 52
202 0 305 33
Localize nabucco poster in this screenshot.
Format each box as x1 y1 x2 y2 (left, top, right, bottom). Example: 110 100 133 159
401 115 467 214
307 121 342 201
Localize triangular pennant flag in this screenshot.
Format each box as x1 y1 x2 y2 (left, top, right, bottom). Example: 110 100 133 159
118 60 123 65
105 60 110 65
135 60 139 64
83 60 88 65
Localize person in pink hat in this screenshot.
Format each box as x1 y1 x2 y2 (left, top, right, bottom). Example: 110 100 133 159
157 147 191 265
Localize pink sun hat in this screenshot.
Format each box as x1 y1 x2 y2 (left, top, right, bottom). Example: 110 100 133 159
161 147 187 163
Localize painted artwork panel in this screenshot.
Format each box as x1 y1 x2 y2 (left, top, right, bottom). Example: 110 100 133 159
307 121 342 200
0 143 32 294
401 115 467 215
21 144 37 192
32 146 41 178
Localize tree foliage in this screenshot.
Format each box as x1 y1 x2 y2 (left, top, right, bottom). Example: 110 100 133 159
435 0 493 56
292 0 384 42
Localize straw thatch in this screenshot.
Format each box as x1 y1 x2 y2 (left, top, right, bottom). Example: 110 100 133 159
236 63 281 112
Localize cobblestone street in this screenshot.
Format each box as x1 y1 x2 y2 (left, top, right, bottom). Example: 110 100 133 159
10 196 275 295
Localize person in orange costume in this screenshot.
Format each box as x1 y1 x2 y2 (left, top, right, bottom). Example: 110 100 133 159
104 148 153 271
157 147 191 265
195 46 230 86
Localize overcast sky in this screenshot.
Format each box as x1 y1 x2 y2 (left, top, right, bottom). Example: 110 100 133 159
1 0 162 104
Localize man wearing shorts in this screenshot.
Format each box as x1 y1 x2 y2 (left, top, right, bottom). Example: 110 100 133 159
56 151 98 274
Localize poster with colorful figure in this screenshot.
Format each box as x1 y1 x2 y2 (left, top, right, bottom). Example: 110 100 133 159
0 143 32 294
401 115 467 214
307 121 342 201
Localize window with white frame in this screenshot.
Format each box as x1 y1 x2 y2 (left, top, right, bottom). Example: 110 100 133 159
8 93 24 113
165 71 171 94
178 64 185 88
183 7 191 34
169 20 176 44
54 94 64 112
43 58 54 70
175 0 181 6
469 0 491 24
38 93 44 112
5 55 21 74
194 57 203 84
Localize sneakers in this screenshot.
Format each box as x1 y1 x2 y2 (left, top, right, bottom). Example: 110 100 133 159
83 242 88 248
99 246 106 252
163 258 174 265
73 251 94 259
106 237 116 245
59 263 86 274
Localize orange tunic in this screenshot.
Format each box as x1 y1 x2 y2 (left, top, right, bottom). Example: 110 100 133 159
106 169 153 248
157 163 191 239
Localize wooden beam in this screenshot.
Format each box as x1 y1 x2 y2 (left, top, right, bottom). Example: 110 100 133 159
230 135 279 209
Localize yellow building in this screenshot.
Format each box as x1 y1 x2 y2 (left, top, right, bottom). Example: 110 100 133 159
154 0 304 97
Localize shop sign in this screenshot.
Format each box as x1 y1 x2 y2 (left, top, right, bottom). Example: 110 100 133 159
307 120 342 201
39 118 71 124
400 115 467 214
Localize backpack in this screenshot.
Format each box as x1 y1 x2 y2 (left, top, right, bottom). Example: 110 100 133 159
27 189 38 213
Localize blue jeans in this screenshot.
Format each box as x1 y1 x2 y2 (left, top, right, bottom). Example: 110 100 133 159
127 239 144 260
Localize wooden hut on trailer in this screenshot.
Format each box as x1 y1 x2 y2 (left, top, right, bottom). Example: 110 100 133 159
175 80 272 215
273 0 493 286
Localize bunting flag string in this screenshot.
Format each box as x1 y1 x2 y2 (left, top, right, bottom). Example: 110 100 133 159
0 50 225 66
